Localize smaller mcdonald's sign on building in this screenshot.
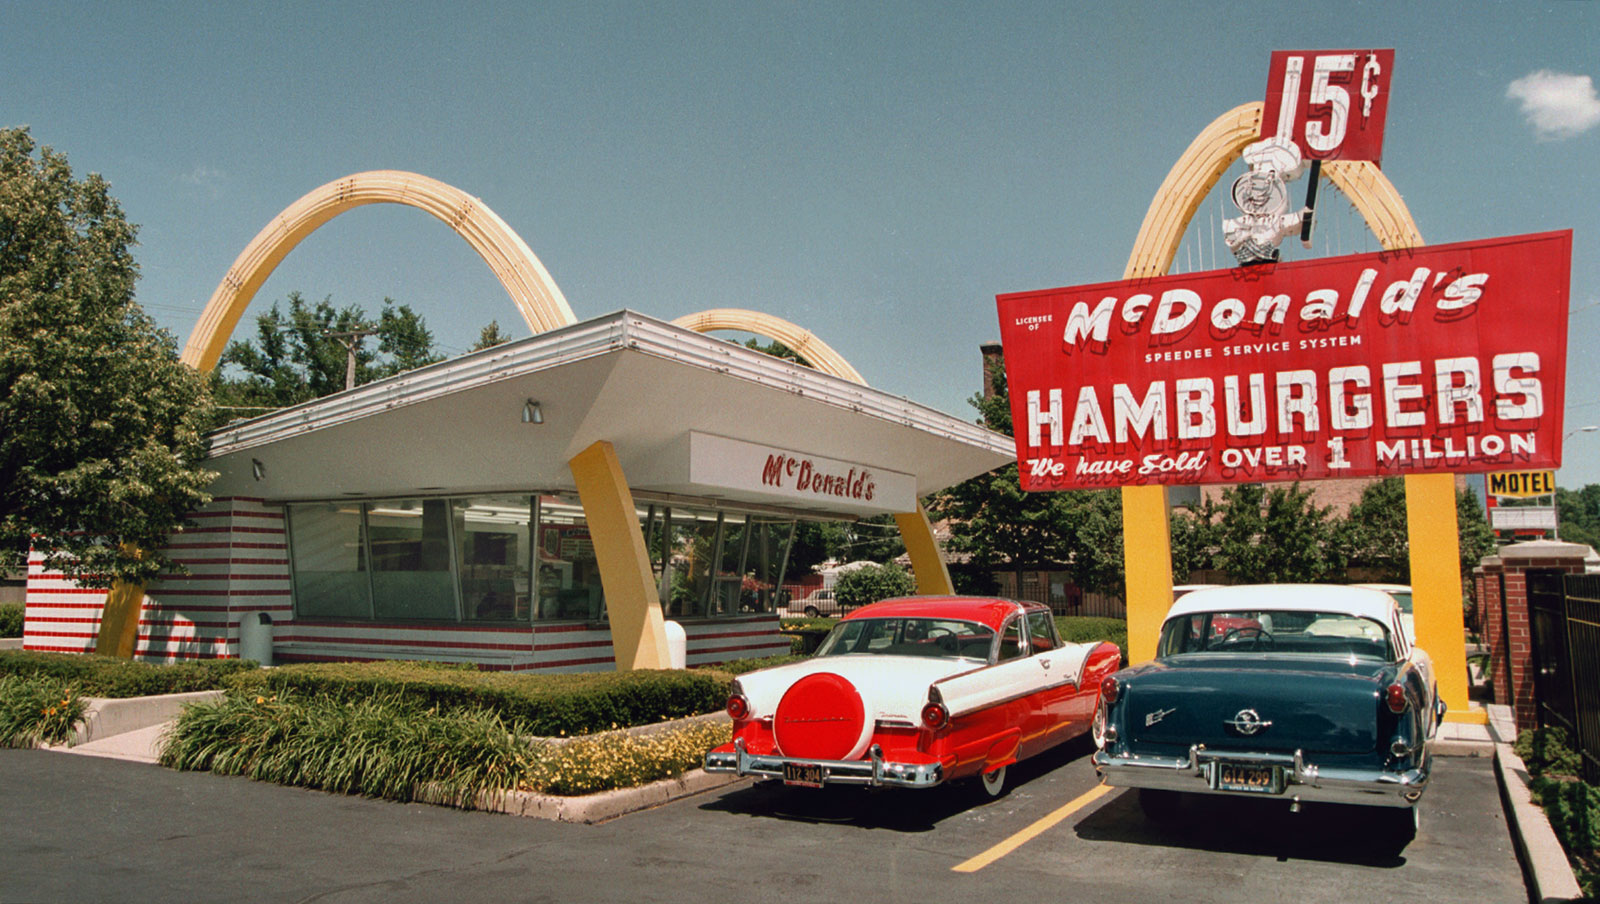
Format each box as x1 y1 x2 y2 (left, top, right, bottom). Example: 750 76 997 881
1486 470 1556 498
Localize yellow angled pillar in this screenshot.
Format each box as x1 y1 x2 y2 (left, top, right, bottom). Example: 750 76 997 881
1404 474 1480 724
94 579 146 658
895 503 955 596
568 441 672 671
1122 485 1174 664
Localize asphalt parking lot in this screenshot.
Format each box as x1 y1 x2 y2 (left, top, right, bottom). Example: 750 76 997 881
2 741 1528 904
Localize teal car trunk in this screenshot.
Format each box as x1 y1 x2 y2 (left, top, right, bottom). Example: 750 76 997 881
1121 655 1398 756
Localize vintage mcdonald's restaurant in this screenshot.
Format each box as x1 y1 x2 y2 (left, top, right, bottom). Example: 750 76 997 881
22 173 1012 672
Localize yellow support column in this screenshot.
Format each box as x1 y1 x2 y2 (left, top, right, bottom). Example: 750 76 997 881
895 503 955 596
569 441 672 671
94 579 145 658
1122 485 1174 664
1405 473 1481 724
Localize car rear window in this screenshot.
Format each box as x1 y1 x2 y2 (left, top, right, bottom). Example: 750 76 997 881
1158 610 1393 660
816 617 994 660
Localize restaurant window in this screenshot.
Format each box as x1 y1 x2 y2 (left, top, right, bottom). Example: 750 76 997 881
455 495 533 622
644 504 797 618
366 499 458 620
287 503 371 618
534 494 605 621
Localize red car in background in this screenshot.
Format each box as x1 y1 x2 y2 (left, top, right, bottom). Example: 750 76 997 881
705 596 1121 798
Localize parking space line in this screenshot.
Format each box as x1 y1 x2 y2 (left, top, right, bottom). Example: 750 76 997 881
951 784 1114 873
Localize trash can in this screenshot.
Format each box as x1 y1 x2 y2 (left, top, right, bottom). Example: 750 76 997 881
664 619 687 670
239 611 274 666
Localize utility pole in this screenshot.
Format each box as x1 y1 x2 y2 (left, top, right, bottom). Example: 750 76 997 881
323 326 382 391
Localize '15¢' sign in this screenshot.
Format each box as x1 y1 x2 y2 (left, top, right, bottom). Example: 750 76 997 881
1261 49 1393 165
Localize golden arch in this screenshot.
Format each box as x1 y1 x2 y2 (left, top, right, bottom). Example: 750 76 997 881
181 170 577 371
670 308 866 385
1118 103 1474 724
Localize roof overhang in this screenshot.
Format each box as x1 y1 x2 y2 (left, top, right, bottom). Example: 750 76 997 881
205 310 1013 517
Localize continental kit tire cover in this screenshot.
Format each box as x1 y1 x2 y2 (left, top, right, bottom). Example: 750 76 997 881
773 671 872 761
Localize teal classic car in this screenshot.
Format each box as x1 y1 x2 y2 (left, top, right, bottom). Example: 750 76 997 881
1091 584 1441 842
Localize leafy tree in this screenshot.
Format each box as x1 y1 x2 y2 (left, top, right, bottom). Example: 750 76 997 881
1556 484 1600 550
213 291 443 410
1457 487 1496 579
1169 495 1221 581
1210 483 1341 583
833 562 915 609
0 127 215 586
1338 477 1410 582
471 320 510 352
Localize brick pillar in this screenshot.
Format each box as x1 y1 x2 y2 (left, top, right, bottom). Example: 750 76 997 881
1480 541 1591 732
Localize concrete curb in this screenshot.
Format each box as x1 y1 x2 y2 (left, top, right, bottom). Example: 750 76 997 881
423 768 743 824
72 690 224 745
1487 704 1585 903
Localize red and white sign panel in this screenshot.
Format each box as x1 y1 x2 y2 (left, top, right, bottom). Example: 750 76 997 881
996 231 1571 491
1261 49 1394 164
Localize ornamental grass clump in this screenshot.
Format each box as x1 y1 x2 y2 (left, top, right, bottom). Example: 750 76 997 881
0 674 87 747
160 691 536 806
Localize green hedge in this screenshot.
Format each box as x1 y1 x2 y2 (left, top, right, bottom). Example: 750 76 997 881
0 604 22 638
223 661 731 736
705 653 806 675
1056 616 1128 661
0 650 257 697
1517 727 1600 897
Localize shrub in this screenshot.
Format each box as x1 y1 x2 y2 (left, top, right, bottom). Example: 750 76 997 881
0 603 22 638
0 674 87 747
1516 726 1584 778
833 564 915 610
223 661 730 736
1056 616 1128 661
0 650 256 697
707 653 806 675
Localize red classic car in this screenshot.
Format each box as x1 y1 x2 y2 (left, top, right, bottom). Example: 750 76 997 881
704 596 1121 797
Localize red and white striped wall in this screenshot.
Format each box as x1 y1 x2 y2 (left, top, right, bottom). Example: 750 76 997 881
23 497 291 661
25 499 792 672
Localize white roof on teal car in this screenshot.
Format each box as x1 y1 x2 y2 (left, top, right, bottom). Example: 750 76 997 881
1166 584 1399 624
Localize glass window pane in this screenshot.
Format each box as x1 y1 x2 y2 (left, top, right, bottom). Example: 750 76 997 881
664 507 721 618
455 495 532 622
535 494 605 621
288 503 371 618
367 499 459 621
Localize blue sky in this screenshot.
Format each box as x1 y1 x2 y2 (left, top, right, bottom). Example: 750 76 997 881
8 1 1600 487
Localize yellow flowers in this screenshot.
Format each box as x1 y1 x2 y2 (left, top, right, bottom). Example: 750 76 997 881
521 721 732 796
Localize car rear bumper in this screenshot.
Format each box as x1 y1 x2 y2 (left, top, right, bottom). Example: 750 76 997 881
1091 744 1429 808
705 737 944 789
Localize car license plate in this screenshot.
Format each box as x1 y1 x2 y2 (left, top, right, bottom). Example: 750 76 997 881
783 762 825 787
1211 762 1281 794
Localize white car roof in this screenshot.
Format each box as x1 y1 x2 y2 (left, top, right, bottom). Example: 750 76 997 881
1166 583 1399 624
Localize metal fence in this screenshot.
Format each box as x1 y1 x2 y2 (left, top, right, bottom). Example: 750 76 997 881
1528 570 1600 783
994 570 1125 618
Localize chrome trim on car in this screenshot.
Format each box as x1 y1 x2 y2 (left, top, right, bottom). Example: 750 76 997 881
1091 744 1428 808
704 737 944 789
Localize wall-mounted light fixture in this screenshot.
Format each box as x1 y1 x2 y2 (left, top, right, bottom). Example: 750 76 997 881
251 458 266 481
522 400 544 425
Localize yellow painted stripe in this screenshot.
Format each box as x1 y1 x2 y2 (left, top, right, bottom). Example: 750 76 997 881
951 784 1115 873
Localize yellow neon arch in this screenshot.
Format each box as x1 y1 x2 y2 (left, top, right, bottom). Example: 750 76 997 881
181 170 577 371
671 308 867 385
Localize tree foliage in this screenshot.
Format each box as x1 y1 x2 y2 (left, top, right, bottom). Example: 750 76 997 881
213 291 443 410
832 562 915 609
1557 484 1600 550
0 127 215 585
1207 483 1341 583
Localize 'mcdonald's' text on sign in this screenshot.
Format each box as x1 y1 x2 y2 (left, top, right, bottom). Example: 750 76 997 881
996 231 1571 491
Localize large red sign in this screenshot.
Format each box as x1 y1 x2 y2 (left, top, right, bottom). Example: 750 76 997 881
1261 49 1394 164
996 231 1571 491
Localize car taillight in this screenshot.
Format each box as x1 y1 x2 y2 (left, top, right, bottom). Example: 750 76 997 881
1385 683 1407 714
1101 674 1120 705
726 694 751 721
921 701 949 730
